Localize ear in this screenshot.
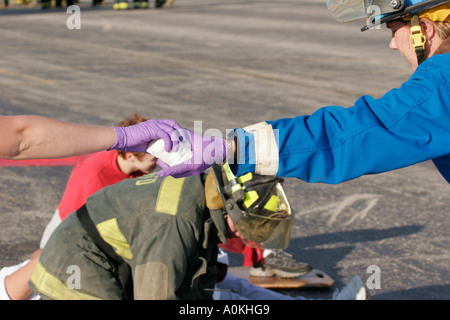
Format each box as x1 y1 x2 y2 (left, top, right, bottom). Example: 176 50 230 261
420 18 436 41
124 152 136 161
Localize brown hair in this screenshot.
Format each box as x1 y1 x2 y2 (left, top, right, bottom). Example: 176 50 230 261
117 114 148 160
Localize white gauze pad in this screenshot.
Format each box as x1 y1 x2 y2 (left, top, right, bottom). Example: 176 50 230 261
146 138 193 167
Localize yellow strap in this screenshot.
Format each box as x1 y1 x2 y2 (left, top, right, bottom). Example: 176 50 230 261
31 262 102 300
409 25 426 50
409 15 426 64
155 176 185 215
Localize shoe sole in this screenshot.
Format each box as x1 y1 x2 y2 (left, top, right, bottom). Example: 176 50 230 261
250 267 311 278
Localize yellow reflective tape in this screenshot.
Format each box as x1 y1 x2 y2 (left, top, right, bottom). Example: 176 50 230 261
243 190 259 209
155 177 185 215
96 218 133 260
238 172 253 184
222 163 243 194
222 163 235 181
135 173 158 186
264 195 278 212
30 262 102 300
231 183 242 193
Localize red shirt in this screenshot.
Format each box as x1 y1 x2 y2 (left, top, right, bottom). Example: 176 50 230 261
57 150 130 220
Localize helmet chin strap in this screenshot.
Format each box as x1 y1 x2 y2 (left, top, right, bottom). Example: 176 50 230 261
409 15 427 64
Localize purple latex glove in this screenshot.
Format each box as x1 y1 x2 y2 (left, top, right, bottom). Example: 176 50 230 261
157 128 226 178
109 119 182 153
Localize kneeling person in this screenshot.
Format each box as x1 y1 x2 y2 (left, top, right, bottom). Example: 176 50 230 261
29 164 294 300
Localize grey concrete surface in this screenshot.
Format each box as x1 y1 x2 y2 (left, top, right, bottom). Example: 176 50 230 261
0 0 449 300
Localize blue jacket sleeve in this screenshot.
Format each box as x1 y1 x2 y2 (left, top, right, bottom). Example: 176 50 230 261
232 53 450 184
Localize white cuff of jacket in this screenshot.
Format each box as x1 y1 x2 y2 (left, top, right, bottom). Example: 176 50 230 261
243 121 279 175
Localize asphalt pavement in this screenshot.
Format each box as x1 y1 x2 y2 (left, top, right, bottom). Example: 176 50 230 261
0 0 449 300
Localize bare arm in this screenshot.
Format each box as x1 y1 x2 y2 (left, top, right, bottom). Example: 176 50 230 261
0 115 117 160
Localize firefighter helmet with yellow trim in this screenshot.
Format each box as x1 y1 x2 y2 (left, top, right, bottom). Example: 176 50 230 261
327 0 449 30
327 0 450 64
205 163 294 250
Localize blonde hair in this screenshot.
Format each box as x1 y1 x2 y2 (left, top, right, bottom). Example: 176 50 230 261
403 3 450 39
419 2 450 39
432 20 450 39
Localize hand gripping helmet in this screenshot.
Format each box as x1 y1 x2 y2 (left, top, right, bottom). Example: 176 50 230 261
204 163 294 250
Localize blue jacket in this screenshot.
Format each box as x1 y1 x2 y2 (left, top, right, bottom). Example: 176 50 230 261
230 52 450 184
